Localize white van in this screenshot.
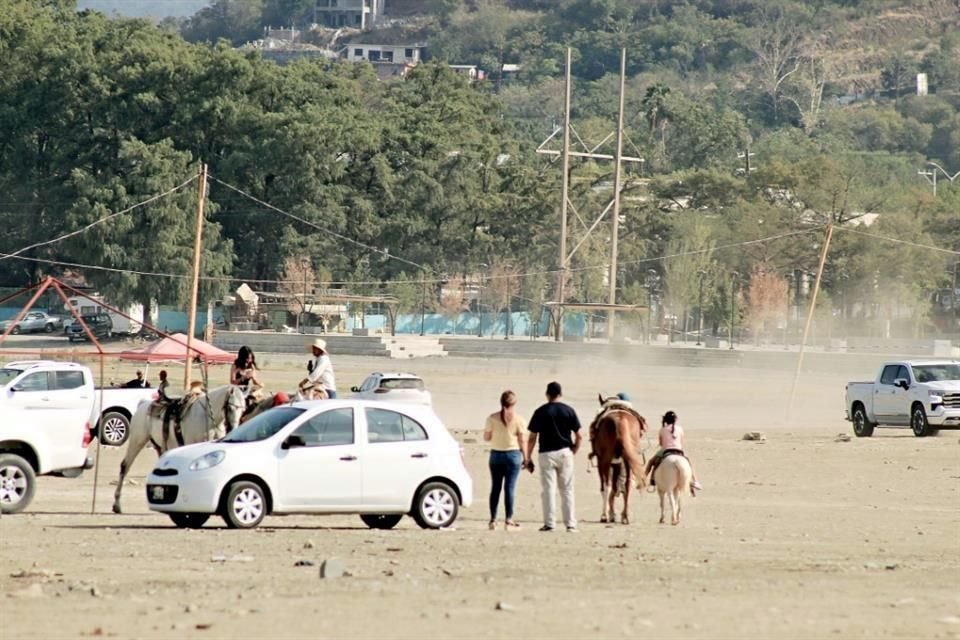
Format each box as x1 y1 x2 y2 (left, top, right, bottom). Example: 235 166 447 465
63 295 153 335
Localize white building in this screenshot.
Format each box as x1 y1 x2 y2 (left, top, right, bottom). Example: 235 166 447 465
345 43 424 64
315 0 384 30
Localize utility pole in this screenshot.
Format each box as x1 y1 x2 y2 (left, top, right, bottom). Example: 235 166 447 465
728 271 738 350
918 169 937 196
184 162 207 391
786 224 835 424
737 144 755 176
557 47 572 342
537 48 643 342
607 48 627 341
696 270 706 346
419 275 427 336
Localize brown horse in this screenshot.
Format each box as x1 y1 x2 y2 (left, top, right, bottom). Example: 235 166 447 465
588 395 648 524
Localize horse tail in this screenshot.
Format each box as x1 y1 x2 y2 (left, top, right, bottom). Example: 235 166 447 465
616 415 646 488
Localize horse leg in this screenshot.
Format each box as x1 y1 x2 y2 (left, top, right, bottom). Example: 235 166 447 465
669 488 680 525
658 488 665 524
621 468 631 525
598 462 611 523
112 412 154 514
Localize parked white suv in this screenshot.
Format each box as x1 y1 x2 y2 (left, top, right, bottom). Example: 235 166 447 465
0 361 96 513
146 399 471 529
350 372 432 405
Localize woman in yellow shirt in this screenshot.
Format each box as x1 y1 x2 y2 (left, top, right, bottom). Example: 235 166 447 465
483 390 528 530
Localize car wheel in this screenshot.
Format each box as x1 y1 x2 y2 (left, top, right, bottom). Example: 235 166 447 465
412 481 459 529
911 404 933 437
169 513 210 529
99 412 130 446
44 323 55 333
360 514 403 530
851 404 874 437
10 325 19 335
0 454 36 514
222 481 266 529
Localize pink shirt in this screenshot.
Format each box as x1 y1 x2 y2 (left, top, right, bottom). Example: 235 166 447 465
659 424 685 450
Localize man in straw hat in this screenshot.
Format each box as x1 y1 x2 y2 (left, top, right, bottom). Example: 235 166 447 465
304 337 337 399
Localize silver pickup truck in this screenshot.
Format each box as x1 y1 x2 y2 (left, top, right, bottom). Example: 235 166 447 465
845 360 960 437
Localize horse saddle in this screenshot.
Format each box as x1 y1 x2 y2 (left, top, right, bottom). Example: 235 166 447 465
153 394 201 449
589 400 644 454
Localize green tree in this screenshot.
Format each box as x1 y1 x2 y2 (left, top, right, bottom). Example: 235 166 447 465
63 139 232 315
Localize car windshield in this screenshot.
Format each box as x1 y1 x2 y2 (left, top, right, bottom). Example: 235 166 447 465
0 368 22 386
221 407 305 443
913 364 960 383
380 378 425 391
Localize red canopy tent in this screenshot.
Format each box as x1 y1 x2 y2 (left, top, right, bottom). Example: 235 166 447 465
116 333 234 365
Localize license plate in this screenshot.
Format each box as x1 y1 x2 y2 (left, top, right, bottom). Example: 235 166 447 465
151 486 165 501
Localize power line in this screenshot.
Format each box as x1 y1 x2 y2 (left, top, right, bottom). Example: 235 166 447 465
208 176 430 274
0 175 198 262
0 228 823 288
834 226 960 256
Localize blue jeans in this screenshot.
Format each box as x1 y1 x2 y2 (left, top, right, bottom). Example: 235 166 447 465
489 450 522 521
326 389 337 399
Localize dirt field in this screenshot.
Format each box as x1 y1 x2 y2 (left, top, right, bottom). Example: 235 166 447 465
1 354 959 639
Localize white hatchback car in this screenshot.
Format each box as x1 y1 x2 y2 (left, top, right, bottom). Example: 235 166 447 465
350 372 432 405
145 399 471 530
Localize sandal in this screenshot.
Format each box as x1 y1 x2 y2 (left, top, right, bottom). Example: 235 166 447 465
488 521 496 531
505 520 520 530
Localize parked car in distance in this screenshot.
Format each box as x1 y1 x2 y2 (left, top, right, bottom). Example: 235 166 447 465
66 313 113 342
350 372 432 405
0 311 63 335
845 360 960 437
0 360 96 513
146 399 471 530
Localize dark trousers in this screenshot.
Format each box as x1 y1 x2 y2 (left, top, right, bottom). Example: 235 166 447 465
489 450 522 521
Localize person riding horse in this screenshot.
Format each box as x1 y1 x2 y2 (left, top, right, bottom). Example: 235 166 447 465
231 346 264 413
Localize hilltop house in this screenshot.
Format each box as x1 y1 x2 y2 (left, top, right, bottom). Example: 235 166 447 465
314 0 384 30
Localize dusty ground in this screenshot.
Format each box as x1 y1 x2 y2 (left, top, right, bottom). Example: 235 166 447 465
1 354 959 640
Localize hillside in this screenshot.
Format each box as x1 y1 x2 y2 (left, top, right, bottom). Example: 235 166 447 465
77 0 210 18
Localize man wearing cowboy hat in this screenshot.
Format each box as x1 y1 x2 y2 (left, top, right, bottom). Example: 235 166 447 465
305 338 337 398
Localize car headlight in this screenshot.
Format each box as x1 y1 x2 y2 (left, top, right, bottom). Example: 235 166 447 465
928 390 944 400
188 450 225 471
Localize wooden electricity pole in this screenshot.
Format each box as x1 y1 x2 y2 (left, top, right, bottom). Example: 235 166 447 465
556 47 572 342
786 223 835 424
184 163 208 390
607 48 627 340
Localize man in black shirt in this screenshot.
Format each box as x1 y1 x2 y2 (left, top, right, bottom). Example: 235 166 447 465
525 381 582 532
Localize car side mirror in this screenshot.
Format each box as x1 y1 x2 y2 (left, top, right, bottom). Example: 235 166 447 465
350 386 360 393
895 378 910 390
282 434 306 450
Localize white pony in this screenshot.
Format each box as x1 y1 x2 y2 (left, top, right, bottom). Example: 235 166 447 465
112 385 245 514
654 454 693 525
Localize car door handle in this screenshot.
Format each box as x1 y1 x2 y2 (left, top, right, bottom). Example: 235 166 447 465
411 453 428 459
339 455 357 461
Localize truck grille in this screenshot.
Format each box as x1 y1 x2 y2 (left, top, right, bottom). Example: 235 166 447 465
943 393 960 408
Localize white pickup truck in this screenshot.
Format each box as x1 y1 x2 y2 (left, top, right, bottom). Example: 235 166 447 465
845 360 960 437
0 360 97 513
93 385 157 447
